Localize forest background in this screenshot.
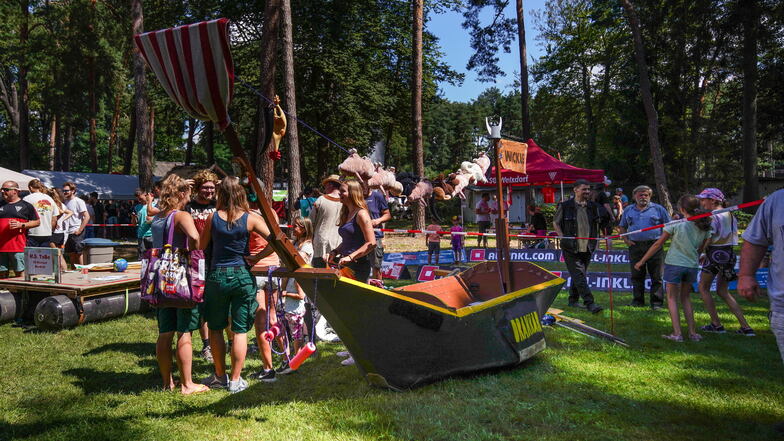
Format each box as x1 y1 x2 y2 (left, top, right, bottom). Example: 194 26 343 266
0 0 782 218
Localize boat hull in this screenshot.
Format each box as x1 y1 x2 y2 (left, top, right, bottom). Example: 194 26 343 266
298 261 564 390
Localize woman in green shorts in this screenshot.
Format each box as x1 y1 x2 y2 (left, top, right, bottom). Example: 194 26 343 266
199 177 275 394
150 175 209 395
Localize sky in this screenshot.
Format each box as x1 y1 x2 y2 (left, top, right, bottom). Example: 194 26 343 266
428 0 547 103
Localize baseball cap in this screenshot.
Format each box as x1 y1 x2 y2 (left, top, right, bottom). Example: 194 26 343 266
696 188 725 201
615 188 623 192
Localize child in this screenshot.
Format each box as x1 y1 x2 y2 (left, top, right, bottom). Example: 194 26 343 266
280 216 313 370
695 188 754 336
635 195 712 342
426 222 442 264
450 216 464 264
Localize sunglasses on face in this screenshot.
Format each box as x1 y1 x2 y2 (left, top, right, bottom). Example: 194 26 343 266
1 188 17 192
62 189 72 193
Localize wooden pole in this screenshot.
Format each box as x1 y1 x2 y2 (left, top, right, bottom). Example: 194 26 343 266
493 138 512 292
222 124 304 270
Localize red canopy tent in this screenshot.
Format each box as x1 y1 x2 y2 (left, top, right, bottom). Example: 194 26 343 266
476 138 604 187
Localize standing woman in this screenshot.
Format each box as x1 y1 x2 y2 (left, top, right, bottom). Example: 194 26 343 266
199 177 275 394
47 188 73 272
149 175 208 395
328 180 376 283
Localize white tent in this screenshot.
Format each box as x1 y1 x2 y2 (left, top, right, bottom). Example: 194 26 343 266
0 167 37 190
22 170 141 200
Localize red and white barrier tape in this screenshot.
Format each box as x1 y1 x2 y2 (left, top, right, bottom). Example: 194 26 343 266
86 198 765 241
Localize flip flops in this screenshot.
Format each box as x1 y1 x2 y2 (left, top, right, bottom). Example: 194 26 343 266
688 333 702 342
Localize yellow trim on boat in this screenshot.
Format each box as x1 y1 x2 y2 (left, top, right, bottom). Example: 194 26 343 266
336 274 566 318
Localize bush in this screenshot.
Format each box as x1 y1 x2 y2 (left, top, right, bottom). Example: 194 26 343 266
734 211 753 229
539 204 557 228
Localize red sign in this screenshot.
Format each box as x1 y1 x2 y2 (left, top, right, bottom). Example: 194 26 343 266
417 265 439 282
470 249 486 262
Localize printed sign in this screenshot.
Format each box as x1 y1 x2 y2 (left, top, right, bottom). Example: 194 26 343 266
25 248 56 275
466 248 631 264
380 262 405 280
417 265 440 282
384 249 464 266
499 139 528 174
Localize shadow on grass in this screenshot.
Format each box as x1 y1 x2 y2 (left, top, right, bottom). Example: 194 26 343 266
84 341 157 358
63 368 154 395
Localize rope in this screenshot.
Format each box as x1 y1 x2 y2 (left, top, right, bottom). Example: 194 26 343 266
235 76 351 154
123 288 129 316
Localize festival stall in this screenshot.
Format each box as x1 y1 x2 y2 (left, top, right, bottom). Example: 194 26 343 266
463 138 605 222
22 170 143 200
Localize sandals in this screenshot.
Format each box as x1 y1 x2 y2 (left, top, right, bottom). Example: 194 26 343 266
689 333 702 342
662 334 684 342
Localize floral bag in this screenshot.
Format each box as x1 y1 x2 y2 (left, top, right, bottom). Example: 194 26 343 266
140 211 206 308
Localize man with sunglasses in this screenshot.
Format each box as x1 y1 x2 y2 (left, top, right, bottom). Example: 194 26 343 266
0 181 40 278
61 182 90 268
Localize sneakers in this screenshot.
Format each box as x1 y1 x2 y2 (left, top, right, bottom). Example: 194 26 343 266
276 361 294 375
200 346 214 362
340 356 355 366
587 304 603 314
700 323 726 333
336 350 351 358
228 377 248 394
201 373 228 389
567 302 586 309
736 327 756 337
256 369 277 383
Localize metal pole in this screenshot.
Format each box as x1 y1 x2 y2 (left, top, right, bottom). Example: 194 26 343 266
605 237 615 335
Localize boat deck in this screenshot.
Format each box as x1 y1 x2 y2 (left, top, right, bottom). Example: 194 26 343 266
0 269 141 299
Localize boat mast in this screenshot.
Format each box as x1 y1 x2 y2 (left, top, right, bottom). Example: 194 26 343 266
486 118 512 292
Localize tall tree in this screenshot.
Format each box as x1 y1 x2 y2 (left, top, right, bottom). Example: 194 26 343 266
620 0 672 214
280 0 302 221
18 0 31 170
131 0 152 190
411 0 425 229
741 0 759 205
256 0 281 199
516 0 531 140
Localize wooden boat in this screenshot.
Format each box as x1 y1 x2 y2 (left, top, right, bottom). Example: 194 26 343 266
138 18 565 390
287 261 563 390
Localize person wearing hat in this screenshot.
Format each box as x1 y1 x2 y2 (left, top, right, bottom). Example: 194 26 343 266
449 216 464 263
618 185 671 309
696 188 755 336
615 188 629 206
309 175 343 268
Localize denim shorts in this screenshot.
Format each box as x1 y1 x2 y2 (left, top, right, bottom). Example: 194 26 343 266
663 264 699 284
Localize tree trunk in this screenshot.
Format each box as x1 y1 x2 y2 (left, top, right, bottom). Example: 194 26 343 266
255 0 281 198
411 0 426 229
185 118 196 165
18 0 31 170
281 0 302 222
205 121 215 165
63 126 73 172
620 0 673 214
107 94 122 173
89 57 98 173
516 0 531 140
123 108 136 175
741 0 759 206
54 117 63 171
132 0 153 190
48 116 57 171
580 63 597 164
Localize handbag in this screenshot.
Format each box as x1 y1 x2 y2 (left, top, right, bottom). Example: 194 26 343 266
140 211 206 308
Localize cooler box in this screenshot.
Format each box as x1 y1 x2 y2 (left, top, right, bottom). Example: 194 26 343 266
82 238 120 264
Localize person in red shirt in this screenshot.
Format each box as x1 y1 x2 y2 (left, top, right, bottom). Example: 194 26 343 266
0 181 41 278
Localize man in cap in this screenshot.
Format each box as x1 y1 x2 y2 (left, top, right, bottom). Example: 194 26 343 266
0 181 41 278
310 175 343 268
618 185 671 309
615 188 629 206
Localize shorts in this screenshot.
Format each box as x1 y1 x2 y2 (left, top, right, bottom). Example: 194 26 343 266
255 275 280 291
65 230 86 253
0 252 25 272
369 240 384 270
51 233 66 247
344 256 371 283
157 306 200 334
204 266 258 333
428 241 440 254
701 245 737 281
452 243 463 253
663 264 699 284
27 236 52 248
477 221 492 233
285 311 305 340
137 237 153 257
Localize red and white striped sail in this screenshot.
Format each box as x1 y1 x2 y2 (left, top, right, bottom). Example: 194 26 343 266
134 18 234 130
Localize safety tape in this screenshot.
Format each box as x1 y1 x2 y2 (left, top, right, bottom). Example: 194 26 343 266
85 198 765 241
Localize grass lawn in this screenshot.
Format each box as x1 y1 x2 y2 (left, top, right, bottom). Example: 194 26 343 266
1 284 782 440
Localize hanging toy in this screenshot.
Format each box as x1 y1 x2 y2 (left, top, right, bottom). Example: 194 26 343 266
263 323 282 341
289 342 317 370
268 95 286 161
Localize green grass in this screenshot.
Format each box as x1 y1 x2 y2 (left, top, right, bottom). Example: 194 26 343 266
1 289 782 441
